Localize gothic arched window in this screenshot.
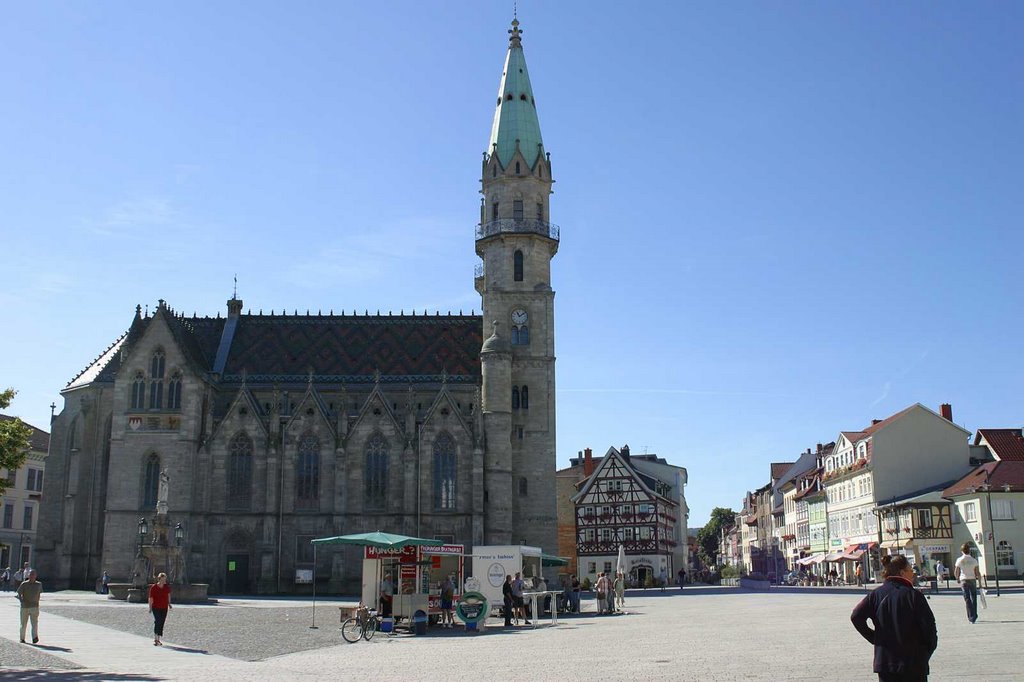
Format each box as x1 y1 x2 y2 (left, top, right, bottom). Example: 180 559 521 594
433 433 456 510
227 433 253 510
519 476 528 497
167 371 182 410
131 373 146 410
149 350 165 409
521 385 529 409
511 387 520 410
365 433 389 511
514 250 524 282
143 453 160 509
517 325 530 345
295 434 320 510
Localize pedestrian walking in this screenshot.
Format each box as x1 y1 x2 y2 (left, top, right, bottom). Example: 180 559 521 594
1 566 9 592
101 571 110 595
148 572 172 646
851 554 937 681
677 568 686 590
855 563 864 588
954 543 981 624
570 575 581 613
659 568 667 592
16 569 43 644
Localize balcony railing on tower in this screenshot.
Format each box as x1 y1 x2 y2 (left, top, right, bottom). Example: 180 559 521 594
475 218 560 241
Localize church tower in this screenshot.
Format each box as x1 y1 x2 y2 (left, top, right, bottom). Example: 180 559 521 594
477 17 558 551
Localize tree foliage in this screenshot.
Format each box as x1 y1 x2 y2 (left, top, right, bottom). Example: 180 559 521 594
696 506 737 567
0 388 33 496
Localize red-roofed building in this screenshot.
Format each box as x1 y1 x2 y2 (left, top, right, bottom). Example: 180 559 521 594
944 461 1024 579
974 429 1024 462
823 403 973 582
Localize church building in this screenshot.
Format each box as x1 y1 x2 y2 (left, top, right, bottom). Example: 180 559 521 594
36 18 560 594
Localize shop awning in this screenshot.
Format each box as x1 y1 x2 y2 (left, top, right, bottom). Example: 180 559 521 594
880 538 913 550
824 552 845 562
796 554 824 566
842 550 865 561
541 553 569 567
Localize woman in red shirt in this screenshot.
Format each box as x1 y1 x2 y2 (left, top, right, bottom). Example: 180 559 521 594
148 572 172 646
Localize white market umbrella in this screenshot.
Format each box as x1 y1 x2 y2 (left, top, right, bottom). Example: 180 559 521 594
616 544 627 576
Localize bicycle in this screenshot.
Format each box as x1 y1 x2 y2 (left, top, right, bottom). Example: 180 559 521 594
341 606 382 643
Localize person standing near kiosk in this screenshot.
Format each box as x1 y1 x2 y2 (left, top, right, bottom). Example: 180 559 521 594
379 572 394 617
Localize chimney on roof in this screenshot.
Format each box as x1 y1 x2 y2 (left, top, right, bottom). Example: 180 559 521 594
621 444 630 462
940 403 953 422
583 448 594 477
872 419 882 425
816 443 823 454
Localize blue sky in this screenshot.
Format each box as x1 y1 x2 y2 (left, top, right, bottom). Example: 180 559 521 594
2 2 1021 526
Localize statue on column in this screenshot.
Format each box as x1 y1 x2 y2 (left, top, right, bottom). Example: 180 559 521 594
157 470 169 516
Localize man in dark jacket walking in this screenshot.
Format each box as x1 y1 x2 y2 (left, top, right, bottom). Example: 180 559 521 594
851 555 937 681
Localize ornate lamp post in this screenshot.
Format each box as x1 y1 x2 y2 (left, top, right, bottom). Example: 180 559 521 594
137 517 148 554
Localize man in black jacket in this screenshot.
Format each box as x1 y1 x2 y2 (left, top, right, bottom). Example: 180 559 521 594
502 574 514 627
851 555 937 681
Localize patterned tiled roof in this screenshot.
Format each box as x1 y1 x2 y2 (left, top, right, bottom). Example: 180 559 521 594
65 304 484 389
975 429 1024 462
222 314 482 381
944 461 1024 497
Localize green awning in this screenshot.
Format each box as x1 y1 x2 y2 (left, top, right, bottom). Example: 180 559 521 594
541 553 569 567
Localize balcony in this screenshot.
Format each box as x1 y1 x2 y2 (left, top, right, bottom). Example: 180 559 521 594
475 218 560 241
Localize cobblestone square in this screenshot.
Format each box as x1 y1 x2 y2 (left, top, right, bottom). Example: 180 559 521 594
1 586 1020 680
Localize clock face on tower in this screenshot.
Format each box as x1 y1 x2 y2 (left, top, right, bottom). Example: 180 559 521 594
511 308 528 325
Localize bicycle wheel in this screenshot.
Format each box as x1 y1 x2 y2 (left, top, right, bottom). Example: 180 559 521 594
341 618 363 643
363 618 377 641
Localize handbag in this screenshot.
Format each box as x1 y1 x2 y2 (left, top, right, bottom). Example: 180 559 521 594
978 588 988 610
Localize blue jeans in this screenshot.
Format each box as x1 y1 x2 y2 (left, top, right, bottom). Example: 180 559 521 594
961 580 978 622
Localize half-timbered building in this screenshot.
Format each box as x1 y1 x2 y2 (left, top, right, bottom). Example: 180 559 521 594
569 446 687 585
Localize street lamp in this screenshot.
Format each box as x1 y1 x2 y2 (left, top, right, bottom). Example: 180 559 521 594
174 523 184 547
979 471 1004 597
137 517 148 553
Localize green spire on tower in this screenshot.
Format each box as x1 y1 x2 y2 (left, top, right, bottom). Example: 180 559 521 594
488 17 544 168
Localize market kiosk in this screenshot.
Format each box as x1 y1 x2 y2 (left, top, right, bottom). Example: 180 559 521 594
361 543 464 623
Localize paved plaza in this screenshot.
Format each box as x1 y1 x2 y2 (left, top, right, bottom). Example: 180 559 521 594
1 586 1020 680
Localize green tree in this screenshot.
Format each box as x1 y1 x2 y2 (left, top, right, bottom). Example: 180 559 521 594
696 507 737 567
0 388 33 496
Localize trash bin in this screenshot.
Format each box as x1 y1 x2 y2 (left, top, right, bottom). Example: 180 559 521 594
413 609 427 636
380 617 395 633
930 579 938 594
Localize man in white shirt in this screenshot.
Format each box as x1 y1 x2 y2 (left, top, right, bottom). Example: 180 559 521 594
379 572 394 617
954 543 981 623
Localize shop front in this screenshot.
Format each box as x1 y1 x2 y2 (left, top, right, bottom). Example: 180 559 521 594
361 544 464 623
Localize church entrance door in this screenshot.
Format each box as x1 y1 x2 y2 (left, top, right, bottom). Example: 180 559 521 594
224 554 250 594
